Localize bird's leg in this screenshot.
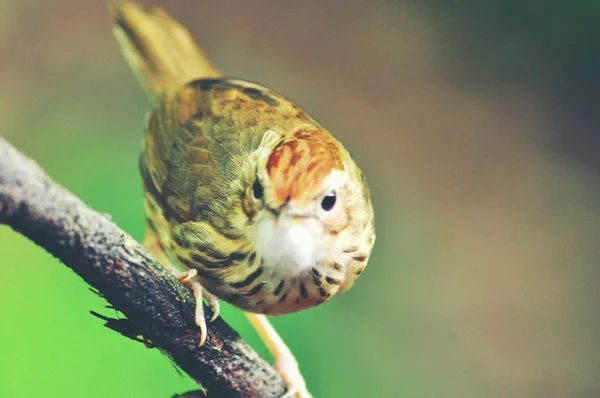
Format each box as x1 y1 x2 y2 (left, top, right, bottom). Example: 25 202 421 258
142 224 176 271
245 313 312 398
143 224 220 346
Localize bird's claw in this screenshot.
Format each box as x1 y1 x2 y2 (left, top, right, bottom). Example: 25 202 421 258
176 269 220 346
276 354 312 398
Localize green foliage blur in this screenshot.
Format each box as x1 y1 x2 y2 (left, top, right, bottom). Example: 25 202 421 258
2 1 600 397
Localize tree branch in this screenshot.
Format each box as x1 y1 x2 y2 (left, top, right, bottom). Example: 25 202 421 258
0 137 287 398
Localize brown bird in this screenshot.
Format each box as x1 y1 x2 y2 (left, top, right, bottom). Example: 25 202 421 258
112 3 375 397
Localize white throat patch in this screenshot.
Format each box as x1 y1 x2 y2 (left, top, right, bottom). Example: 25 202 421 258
253 216 325 277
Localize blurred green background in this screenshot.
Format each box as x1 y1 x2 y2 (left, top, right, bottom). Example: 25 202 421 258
2 1 600 397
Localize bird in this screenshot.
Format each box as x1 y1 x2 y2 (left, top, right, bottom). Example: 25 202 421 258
111 3 375 397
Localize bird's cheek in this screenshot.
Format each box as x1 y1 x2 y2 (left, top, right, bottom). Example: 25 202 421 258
323 211 347 236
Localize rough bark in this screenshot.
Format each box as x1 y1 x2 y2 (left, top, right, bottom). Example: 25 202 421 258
0 137 287 398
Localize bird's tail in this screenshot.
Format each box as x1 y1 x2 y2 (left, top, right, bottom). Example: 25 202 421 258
110 1 221 101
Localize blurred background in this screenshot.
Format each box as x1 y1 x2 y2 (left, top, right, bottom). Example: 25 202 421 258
1 1 600 397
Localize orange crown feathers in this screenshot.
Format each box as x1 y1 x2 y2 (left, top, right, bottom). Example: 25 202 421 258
266 128 343 205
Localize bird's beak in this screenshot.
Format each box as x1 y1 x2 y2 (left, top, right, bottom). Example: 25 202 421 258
289 216 304 224
274 208 305 227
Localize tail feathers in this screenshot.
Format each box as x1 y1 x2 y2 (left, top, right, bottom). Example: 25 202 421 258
110 1 221 101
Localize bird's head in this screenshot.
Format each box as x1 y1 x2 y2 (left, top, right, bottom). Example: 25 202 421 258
244 126 375 290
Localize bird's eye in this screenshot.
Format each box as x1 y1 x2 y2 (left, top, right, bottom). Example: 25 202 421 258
252 178 264 200
321 191 336 211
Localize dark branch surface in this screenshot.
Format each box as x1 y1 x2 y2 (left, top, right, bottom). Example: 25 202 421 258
0 137 286 398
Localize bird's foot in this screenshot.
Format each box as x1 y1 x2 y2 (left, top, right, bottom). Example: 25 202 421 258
276 353 312 398
177 269 220 346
